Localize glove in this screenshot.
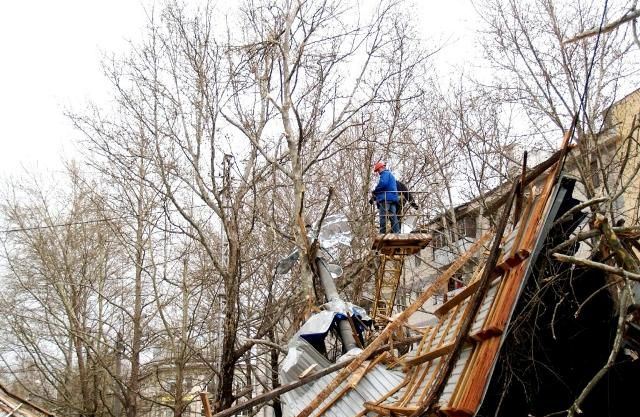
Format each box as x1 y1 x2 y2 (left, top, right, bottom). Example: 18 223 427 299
411 202 419 209
368 197 375 205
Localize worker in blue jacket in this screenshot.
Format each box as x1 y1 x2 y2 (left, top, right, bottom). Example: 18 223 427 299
371 162 400 233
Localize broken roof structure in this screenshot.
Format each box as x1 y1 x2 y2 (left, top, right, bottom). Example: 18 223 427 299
281 140 577 417
210 129 639 417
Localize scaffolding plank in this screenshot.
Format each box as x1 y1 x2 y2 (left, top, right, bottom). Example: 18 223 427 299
372 233 432 255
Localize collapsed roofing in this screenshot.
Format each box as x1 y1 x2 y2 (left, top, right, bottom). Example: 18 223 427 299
208 135 639 417
279 139 579 416
263 139 635 417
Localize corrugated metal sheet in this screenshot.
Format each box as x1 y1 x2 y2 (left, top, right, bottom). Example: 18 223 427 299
440 346 473 404
470 280 500 334
281 339 332 385
281 340 404 417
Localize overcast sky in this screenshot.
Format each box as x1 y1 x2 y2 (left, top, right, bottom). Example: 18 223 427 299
0 0 478 178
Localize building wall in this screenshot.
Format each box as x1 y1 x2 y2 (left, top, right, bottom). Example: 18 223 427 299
609 89 640 224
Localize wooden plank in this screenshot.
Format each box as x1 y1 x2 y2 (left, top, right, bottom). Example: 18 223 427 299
434 253 528 320
508 188 536 258
469 326 503 342
363 402 393 416
434 280 482 318
418 274 485 408
397 323 441 405
495 249 530 272
348 359 381 389
447 344 480 408
414 304 468 405
486 263 528 332
298 364 317 379
422 287 487 405
399 320 447 406
400 303 462 407
415 357 444 405
436 304 461 347
479 273 509 335
358 379 409 416
313 385 351 417
200 392 213 417
363 402 418 416
456 337 501 412
404 343 456 368
373 233 432 255
439 406 476 417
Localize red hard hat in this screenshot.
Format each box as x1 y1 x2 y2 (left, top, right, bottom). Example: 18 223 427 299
373 162 385 172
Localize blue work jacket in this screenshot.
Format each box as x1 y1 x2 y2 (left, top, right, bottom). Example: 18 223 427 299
373 169 399 203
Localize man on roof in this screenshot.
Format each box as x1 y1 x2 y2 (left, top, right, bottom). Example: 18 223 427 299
372 162 400 234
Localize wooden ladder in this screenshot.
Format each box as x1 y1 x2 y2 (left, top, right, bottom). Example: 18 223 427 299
372 253 406 327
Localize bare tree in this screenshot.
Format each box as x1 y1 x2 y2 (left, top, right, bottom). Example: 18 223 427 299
479 0 639 201
0 168 115 417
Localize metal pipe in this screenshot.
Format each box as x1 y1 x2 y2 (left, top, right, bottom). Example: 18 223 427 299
315 258 358 351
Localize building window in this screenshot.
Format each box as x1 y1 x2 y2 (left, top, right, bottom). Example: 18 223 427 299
431 230 446 260
458 216 477 239
432 230 446 249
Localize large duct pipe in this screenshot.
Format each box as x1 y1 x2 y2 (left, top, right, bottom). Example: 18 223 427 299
315 258 358 352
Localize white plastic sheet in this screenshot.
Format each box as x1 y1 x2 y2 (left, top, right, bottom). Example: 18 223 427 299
276 213 352 275
401 214 417 233
317 214 352 249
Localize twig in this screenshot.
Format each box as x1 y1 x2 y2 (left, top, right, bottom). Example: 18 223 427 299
241 338 288 354
547 226 640 255
575 277 623 318
551 295 566 340
313 187 335 242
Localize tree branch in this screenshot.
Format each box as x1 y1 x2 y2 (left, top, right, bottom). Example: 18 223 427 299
552 253 640 281
564 8 640 44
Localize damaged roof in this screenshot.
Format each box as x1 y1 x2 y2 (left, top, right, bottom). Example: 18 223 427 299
287 146 581 417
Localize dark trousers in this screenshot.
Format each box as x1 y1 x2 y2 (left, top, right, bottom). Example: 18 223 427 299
377 201 400 233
